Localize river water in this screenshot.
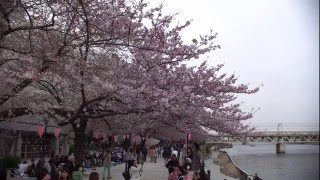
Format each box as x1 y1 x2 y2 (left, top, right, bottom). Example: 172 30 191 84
223 143 319 180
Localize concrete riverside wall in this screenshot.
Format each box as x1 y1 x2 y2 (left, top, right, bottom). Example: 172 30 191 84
214 150 250 180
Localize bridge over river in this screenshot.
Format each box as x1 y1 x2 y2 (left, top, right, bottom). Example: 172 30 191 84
206 131 320 153
207 131 320 144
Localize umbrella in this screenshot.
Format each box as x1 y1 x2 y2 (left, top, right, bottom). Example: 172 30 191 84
145 137 160 147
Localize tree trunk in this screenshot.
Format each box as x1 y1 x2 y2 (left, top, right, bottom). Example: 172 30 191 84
73 118 88 164
74 128 86 164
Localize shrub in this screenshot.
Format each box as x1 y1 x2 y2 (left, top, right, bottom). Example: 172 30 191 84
1 155 21 169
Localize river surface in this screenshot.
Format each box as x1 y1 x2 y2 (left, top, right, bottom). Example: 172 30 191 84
222 143 319 180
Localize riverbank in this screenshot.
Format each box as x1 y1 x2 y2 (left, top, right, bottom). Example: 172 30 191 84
212 150 248 180
219 144 319 180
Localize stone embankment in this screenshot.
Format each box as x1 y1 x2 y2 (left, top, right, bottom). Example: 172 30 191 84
213 150 249 180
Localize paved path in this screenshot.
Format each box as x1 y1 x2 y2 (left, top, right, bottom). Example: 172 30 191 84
82 156 238 180
8 156 238 180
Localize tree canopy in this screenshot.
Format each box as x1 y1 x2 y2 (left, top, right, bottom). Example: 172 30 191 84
0 0 260 158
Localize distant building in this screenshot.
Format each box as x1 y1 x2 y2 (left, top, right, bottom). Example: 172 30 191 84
0 115 70 159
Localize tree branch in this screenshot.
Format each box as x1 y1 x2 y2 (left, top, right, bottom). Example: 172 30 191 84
1 2 55 38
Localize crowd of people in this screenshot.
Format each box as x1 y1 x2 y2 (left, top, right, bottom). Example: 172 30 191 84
121 140 211 180
8 139 213 180
163 142 211 180
12 149 114 180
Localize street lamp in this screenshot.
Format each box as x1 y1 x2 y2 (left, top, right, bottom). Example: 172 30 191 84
278 123 283 132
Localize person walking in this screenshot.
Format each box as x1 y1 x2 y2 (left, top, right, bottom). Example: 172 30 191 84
103 150 112 180
162 145 171 165
153 146 158 163
149 146 155 162
142 147 147 161
124 148 133 172
191 142 203 173
157 146 162 158
166 151 179 174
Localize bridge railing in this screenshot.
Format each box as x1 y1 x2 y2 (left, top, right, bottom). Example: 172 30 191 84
209 131 319 137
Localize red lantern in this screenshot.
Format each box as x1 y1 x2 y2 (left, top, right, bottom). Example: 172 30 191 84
123 135 126 140
188 134 191 141
37 126 44 138
126 134 129 139
134 135 138 141
95 132 99 139
142 137 145 141
114 135 118 142
103 133 107 140
54 128 59 137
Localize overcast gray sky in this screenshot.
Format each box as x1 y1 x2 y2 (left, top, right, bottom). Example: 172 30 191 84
151 0 319 131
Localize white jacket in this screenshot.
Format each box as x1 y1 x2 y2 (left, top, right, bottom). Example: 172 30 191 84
129 164 141 180
17 163 28 175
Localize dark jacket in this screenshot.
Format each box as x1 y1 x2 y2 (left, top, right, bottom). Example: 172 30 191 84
0 159 6 180
253 176 263 180
35 161 44 177
165 159 179 173
26 163 36 177
162 147 171 159
50 163 59 180
63 161 75 177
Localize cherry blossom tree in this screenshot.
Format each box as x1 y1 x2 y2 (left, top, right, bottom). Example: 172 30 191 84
0 0 260 162
0 0 62 106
